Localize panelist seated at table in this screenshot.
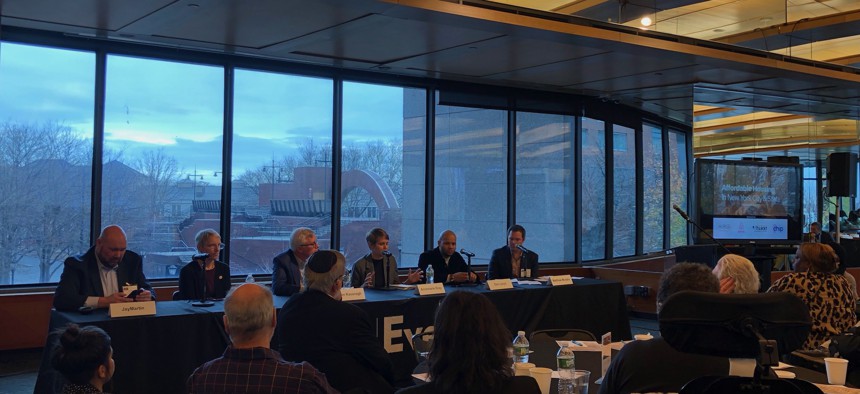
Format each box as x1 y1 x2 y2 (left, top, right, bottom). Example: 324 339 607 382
350 227 422 288
487 224 539 280
600 263 729 394
53 225 154 312
396 291 540 394
51 323 115 394
175 228 231 301
187 283 337 393
417 230 480 284
272 227 318 296
277 250 395 393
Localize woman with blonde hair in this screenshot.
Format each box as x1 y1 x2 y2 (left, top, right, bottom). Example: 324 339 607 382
712 254 760 294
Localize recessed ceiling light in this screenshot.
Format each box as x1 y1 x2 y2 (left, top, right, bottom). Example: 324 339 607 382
640 16 653 27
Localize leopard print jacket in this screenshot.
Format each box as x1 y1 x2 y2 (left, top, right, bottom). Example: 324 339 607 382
768 271 857 351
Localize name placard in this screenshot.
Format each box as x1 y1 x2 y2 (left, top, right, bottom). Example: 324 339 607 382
109 301 156 318
415 283 446 296
486 279 514 291
549 275 574 286
341 287 366 302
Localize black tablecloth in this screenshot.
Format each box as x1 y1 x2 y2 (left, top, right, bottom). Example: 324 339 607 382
35 279 631 394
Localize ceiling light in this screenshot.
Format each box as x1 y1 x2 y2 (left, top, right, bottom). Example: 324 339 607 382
640 16 653 27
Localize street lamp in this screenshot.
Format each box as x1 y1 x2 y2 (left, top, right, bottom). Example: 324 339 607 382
263 159 287 200
188 167 204 201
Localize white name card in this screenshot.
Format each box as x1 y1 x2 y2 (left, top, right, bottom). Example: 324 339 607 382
109 301 156 318
486 279 514 291
341 287 366 302
549 275 573 286
415 283 446 296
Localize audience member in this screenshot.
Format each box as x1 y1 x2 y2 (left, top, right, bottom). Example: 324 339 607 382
187 283 335 393
487 224 539 280
417 230 479 284
350 227 421 288
712 254 760 294
277 250 395 393
812 221 834 243
51 324 114 394
768 242 857 350
396 291 540 394
272 228 318 296
53 225 154 311
600 263 727 394
830 241 859 298
175 228 231 300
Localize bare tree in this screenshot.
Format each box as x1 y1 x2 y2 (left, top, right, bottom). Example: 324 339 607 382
133 148 181 221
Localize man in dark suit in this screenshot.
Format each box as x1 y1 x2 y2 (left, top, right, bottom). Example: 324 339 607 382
810 222 835 244
53 225 154 311
417 230 479 284
276 250 395 394
272 227 318 296
487 224 539 280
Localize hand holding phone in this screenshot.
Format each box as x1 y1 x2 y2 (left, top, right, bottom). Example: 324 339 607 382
126 289 143 300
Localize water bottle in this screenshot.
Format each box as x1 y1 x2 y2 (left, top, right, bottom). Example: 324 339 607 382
245 273 255 283
426 265 435 284
513 331 529 363
557 343 576 394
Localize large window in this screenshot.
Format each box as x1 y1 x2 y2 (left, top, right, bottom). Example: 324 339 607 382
669 130 689 247
103 55 224 279
802 166 818 231
643 123 664 253
341 82 425 267
516 112 575 262
613 125 636 257
0 43 94 285
434 102 507 264
581 117 607 261
231 70 333 275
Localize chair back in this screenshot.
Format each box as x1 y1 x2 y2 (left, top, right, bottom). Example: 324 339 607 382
411 330 434 363
528 329 596 369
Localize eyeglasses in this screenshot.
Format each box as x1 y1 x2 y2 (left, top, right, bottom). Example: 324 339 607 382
205 243 225 250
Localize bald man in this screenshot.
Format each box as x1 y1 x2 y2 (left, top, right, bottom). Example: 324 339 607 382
53 225 154 311
188 284 336 393
417 230 479 284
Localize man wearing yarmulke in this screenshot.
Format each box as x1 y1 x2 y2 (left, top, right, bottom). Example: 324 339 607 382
276 250 395 394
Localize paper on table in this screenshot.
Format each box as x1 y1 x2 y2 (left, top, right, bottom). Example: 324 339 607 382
412 373 430 382
391 284 416 290
518 280 542 285
814 383 859 394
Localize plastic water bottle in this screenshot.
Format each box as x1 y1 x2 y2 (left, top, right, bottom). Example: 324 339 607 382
513 331 530 363
557 343 576 394
245 273 255 283
426 265 435 284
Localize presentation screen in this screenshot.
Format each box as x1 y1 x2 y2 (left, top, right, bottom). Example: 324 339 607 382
696 159 802 245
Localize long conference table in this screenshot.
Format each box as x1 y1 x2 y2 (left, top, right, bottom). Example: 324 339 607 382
35 278 631 394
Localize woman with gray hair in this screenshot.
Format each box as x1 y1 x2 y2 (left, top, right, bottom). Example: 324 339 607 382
712 254 760 294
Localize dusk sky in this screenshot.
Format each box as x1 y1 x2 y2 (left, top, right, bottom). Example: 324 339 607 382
0 42 407 184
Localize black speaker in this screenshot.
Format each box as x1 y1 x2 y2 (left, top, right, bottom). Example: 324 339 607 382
827 152 858 197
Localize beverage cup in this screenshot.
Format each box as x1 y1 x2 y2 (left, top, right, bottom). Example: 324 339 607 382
824 357 849 385
529 367 553 394
572 370 591 394
514 362 536 376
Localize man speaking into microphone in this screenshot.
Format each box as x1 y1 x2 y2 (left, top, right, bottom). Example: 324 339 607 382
418 230 480 284
487 224 539 280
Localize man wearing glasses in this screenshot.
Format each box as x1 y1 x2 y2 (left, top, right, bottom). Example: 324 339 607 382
272 227 319 296
53 225 154 311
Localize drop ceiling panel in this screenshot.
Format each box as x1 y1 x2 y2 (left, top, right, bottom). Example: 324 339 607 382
1 0 174 31
385 35 608 77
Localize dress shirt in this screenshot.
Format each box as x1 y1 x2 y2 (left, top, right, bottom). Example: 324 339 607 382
88 257 119 308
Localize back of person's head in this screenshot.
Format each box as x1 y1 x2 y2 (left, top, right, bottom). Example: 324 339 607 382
797 242 838 273
429 291 512 393
657 262 719 312
825 241 848 275
713 254 761 294
303 250 345 293
223 283 274 344
51 324 112 385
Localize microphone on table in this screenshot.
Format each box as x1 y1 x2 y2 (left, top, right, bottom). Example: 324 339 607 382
460 249 476 257
192 253 209 262
672 204 691 221
516 244 533 254
382 251 392 287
